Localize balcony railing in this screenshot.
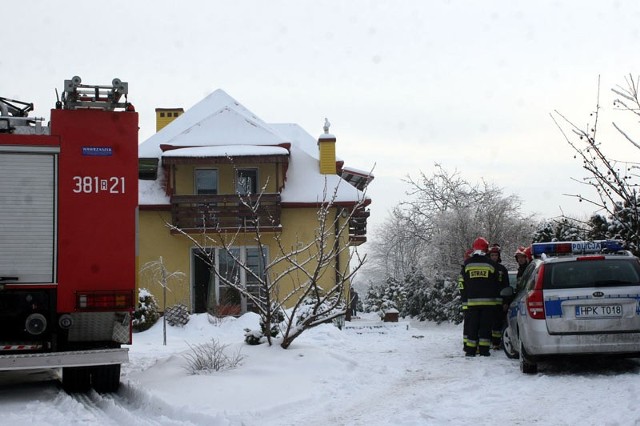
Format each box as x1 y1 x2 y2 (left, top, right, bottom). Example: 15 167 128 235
170 194 281 232
171 193 368 243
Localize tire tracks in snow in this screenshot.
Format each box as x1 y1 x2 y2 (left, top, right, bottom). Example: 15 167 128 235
68 383 230 425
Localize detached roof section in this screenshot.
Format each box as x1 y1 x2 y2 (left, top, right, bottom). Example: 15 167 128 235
138 89 371 206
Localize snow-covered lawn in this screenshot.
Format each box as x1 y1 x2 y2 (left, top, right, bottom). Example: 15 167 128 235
1 313 639 425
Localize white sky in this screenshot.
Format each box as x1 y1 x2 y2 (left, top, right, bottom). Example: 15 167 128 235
5 1 640 229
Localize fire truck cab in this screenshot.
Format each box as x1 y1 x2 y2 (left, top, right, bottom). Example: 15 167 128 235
0 76 137 392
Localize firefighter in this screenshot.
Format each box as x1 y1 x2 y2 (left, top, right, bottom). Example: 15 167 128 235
460 237 502 357
487 243 509 349
514 246 530 278
458 248 473 350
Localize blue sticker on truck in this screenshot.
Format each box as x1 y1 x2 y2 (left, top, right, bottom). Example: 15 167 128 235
82 147 112 156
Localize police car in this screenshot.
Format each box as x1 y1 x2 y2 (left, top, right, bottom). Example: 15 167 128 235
500 240 640 374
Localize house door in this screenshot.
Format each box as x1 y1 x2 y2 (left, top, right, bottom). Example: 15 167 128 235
192 249 215 314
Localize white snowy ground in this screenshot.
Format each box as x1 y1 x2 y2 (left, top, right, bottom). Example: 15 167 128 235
1 313 640 425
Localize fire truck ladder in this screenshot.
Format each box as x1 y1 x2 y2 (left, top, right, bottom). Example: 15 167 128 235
61 75 130 111
0 97 44 133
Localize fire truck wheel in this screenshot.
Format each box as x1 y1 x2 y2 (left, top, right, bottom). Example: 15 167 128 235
92 364 121 393
62 366 91 393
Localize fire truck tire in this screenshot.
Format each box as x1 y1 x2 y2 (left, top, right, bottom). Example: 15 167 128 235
91 364 121 393
62 366 91 393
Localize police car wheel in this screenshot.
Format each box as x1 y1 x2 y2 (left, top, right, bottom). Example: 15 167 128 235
502 327 519 359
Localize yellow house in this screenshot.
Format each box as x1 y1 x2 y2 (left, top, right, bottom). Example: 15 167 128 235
138 90 372 314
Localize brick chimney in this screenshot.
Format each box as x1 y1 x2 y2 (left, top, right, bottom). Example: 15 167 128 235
155 108 184 132
318 118 336 174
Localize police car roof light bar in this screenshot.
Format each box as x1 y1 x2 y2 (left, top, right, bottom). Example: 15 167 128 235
531 240 625 258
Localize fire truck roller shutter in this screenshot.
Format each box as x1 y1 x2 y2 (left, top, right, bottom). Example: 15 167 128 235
0 147 58 283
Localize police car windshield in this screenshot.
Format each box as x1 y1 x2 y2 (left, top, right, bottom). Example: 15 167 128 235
544 259 640 290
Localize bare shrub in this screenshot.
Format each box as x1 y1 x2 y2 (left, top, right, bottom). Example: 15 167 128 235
182 339 244 374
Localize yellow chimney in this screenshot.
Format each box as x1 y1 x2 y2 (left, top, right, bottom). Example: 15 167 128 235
155 108 184 132
318 118 337 174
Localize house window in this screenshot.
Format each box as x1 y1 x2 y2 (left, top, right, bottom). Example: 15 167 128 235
244 247 266 312
217 247 266 313
236 169 258 195
191 246 267 315
195 169 218 195
217 248 242 313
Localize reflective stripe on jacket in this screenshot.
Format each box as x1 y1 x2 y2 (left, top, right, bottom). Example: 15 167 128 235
461 254 502 307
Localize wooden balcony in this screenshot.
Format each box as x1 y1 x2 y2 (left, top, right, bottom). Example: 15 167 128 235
349 206 370 245
171 193 368 243
170 194 281 232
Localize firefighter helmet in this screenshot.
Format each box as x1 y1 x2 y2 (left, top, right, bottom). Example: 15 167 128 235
524 246 532 261
472 237 489 253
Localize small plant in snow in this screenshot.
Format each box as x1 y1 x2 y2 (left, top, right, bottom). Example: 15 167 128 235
244 328 264 345
244 305 285 345
183 338 244 374
133 288 160 332
207 313 223 326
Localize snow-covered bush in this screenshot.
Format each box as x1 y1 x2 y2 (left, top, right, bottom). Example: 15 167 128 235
133 288 160 332
183 338 244 374
366 269 463 324
294 295 345 327
404 274 462 324
243 328 264 345
243 305 285 345
364 277 406 319
164 303 190 327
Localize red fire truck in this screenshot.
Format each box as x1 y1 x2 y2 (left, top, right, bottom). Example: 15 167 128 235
0 76 137 392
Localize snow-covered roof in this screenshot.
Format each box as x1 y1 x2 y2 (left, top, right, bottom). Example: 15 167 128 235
138 89 368 206
162 145 289 159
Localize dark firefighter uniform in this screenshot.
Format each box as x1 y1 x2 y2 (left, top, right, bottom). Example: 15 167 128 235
459 253 502 356
491 259 509 347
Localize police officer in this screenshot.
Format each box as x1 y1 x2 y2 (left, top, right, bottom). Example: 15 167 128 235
460 237 502 357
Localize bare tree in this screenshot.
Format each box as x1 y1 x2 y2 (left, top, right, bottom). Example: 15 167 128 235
402 164 486 244
551 75 640 251
140 257 186 345
367 164 534 282
170 179 367 349
366 207 424 280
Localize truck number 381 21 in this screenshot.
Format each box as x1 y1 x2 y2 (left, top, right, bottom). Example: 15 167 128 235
72 176 125 194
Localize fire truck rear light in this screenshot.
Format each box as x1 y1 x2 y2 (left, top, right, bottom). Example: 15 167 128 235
76 291 134 311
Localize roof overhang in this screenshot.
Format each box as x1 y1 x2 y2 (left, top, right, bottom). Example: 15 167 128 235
160 143 290 165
